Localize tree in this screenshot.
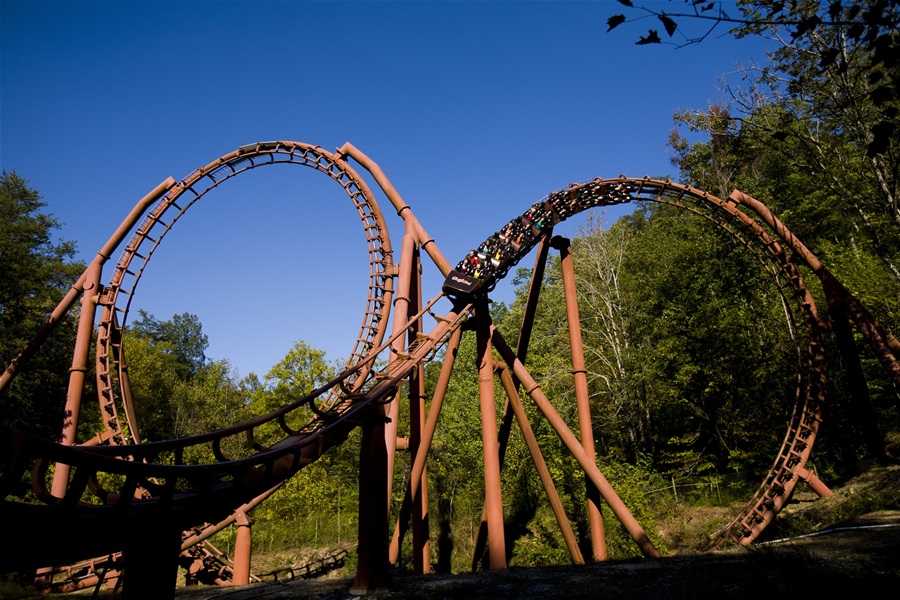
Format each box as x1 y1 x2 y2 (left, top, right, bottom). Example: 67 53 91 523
129 310 208 379
246 340 337 442
172 360 251 462
0 171 83 438
242 340 356 550
615 204 798 475
120 335 182 442
610 1 898 172
124 312 225 443
667 91 900 471
633 1 900 469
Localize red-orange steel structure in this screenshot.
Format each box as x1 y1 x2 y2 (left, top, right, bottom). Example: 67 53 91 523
1 141 897 599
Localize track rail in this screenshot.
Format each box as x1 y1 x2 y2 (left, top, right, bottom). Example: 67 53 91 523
95 141 394 446
1 289 469 572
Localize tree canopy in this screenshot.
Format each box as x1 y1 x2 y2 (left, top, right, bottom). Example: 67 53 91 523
608 0 899 158
129 310 209 379
0 171 83 438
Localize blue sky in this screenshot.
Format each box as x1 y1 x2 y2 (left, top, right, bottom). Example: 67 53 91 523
1 1 773 379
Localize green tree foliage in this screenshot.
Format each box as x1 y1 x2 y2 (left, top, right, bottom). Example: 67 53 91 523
616 205 798 475
0 171 83 438
243 340 360 549
608 1 899 154
246 340 337 439
647 1 900 470
668 108 900 471
256 340 335 402
121 335 182 442
172 360 247 438
617 1 900 284
129 310 209 379
124 312 240 444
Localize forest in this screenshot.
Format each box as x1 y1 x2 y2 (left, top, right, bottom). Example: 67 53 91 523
1 0 898 577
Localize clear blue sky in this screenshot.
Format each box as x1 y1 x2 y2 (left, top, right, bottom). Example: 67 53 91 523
1 1 772 379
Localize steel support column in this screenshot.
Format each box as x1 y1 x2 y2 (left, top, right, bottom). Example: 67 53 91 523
390 326 464 566
553 236 607 561
232 509 252 586
51 261 102 499
472 234 552 569
476 301 507 569
385 233 417 512
407 246 431 573
353 409 390 594
796 467 833 498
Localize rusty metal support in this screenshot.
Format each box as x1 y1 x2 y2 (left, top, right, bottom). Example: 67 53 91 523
385 233 417 512
512 233 553 374
472 233 552 569
494 360 584 564
232 509 252 586
553 236 607 561
476 301 507 569
795 467 833 498
491 327 660 559
337 142 451 276
50 260 102 499
407 246 431 573
352 409 391 594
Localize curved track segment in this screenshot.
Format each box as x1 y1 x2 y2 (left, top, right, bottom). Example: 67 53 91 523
95 141 394 446
0 292 469 573
0 141 401 576
444 177 827 546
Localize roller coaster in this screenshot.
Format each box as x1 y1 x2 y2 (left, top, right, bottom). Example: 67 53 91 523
1 141 898 598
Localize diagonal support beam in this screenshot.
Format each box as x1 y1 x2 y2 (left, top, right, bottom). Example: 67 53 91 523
494 361 584 565
491 327 661 559
389 326 464 565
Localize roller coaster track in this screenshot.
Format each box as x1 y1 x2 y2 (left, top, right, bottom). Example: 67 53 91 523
1 288 468 568
1 141 897 597
444 177 828 544
95 142 395 446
